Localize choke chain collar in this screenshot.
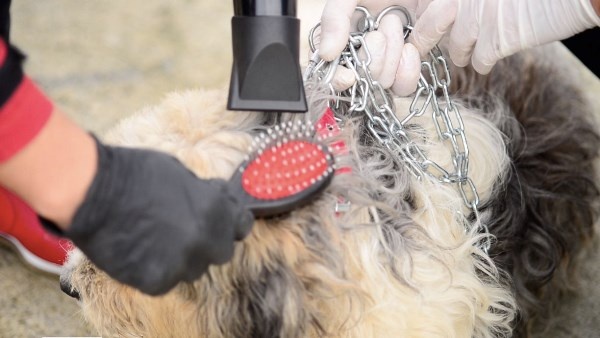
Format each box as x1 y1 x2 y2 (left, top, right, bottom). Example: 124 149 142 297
304 6 491 252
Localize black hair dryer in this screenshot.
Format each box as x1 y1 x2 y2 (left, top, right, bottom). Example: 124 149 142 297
227 0 307 113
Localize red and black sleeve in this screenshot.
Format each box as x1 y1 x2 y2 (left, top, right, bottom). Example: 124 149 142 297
0 40 54 163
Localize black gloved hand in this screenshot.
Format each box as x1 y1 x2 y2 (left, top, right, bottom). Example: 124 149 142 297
62 138 254 295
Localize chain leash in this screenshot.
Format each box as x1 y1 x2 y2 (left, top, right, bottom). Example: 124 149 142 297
305 6 491 253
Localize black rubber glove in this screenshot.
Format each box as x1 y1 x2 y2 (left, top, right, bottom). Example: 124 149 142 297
58 138 254 295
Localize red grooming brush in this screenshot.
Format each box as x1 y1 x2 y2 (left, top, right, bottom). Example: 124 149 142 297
229 121 336 217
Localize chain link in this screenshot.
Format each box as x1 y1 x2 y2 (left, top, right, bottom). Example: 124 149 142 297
305 6 491 252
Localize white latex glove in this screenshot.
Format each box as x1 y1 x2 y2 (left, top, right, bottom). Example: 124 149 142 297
411 0 600 74
320 0 456 96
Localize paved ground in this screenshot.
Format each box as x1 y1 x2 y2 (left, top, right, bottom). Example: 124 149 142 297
0 1 598 337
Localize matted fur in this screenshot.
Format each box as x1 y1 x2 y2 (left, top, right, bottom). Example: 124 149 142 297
60 49 598 338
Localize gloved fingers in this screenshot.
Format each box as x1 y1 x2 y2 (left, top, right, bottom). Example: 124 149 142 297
144 267 187 296
377 13 404 89
132 272 177 296
371 0 423 16
414 0 435 17
391 43 421 96
182 261 209 283
200 178 254 242
201 231 236 266
448 0 479 67
320 0 359 61
470 2 519 75
233 208 254 241
116 247 188 296
470 28 502 75
360 31 387 81
331 67 356 92
410 0 457 57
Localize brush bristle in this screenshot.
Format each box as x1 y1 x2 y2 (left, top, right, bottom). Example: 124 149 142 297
242 140 332 200
240 121 334 201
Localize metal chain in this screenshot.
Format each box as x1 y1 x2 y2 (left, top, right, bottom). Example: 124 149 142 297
305 6 491 252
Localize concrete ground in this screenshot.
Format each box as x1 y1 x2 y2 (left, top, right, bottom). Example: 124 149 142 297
0 1 598 337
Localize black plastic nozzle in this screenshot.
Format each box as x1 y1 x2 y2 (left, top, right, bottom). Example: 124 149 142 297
233 0 296 16
227 0 307 113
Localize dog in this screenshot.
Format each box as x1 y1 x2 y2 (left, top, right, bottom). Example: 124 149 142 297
59 45 599 337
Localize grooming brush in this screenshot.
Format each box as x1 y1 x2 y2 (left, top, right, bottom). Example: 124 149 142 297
229 121 335 217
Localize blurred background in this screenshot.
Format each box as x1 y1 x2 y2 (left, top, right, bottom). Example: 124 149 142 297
1 0 599 337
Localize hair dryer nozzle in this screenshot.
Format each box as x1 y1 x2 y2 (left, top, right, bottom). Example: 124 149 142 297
227 4 307 113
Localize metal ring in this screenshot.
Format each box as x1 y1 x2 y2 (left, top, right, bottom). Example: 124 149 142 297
309 22 321 53
375 6 413 39
354 6 374 33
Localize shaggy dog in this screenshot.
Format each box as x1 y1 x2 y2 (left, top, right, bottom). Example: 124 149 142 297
60 46 598 338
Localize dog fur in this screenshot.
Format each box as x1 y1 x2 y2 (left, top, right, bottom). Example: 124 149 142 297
449 50 600 336
60 47 598 338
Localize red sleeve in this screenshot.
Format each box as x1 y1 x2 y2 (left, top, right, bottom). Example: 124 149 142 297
0 77 53 163
0 40 54 163
0 40 6 63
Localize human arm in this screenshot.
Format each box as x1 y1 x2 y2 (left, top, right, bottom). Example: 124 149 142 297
0 105 97 228
0 39 254 295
